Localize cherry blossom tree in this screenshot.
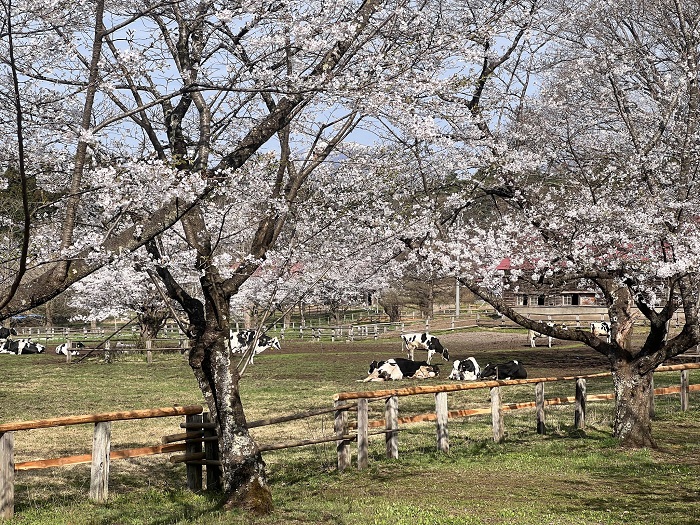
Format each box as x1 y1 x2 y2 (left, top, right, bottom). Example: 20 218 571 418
419 0 700 448
1 0 554 511
68 259 175 344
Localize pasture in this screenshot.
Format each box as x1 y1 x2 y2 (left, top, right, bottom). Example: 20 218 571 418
1 328 699 525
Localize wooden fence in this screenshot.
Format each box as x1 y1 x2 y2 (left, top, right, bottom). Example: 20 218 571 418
332 363 700 470
0 405 208 519
0 401 360 519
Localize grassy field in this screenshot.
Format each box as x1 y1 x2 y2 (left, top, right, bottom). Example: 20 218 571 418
0 330 699 525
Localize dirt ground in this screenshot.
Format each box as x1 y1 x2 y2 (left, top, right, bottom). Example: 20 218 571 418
279 328 615 380
432 329 612 378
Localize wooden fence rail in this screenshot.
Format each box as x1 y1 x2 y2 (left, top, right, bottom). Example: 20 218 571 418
0 405 204 519
332 363 700 471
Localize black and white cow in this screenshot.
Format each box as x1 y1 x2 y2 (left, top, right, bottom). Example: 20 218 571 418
363 358 439 382
400 332 449 364
0 339 45 355
0 327 17 339
229 329 281 364
528 322 567 347
448 357 480 380
55 341 85 356
590 322 611 343
479 360 527 380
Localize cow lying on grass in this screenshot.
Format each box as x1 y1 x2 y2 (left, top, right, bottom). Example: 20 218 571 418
479 360 527 380
55 341 85 356
0 327 17 339
0 339 45 354
448 357 480 380
362 358 440 382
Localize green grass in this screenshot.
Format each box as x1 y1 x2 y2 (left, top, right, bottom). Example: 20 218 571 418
1 338 699 525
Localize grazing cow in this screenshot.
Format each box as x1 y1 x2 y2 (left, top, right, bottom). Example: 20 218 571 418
590 322 612 343
229 329 281 364
0 339 45 355
479 360 527 380
55 341 85 356
400 332 449 363
448 357 480 381
528 322 567 347
0 327 17 339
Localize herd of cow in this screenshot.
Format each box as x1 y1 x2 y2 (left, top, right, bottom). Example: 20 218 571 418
363 323 612 383
0 327 281 360
1 322 613 383
0 327 85 355
362 331 528 382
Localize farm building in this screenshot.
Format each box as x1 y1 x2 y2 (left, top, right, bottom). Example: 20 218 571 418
495 258 607 310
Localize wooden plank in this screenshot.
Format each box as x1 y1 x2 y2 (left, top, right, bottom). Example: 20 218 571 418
171 452 205 464
15 443 187 471
334 364 700 402
89 422 111 503
536 382 545 434
575 378 586 429
491 386 504 443
435 392 449 453
180 422 217 430
259 433 358 452
385 396 398 459
0 432 14 519
0 405 203 432
649 375 656 420
203 412 221 492
357 399 369 470
334 400 350 471
681 370 689 411
185 414 203 492
162 431 204 444
333 373 612 402
248 403 357 429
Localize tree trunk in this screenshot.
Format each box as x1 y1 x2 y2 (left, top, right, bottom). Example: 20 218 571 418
137 309 168 347
44 300 54 327
188 305 272 512
611 361 655 448
382 302 401 323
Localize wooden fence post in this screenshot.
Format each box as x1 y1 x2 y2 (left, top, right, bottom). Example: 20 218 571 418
334 400 350 471
186 414 203 491
490 386 504 443
575 378 587 429
435 391 449 453
0 432 14 519
146 339 153 364
65 339 72 364
680 370 689 411
89 421 111 503
535 382 545 434
385 396 398 459
203 413 221 491
649 375 656 420
357 399 369 470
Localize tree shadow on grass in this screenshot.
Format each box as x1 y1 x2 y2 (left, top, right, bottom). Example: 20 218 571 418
13 458 231 524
